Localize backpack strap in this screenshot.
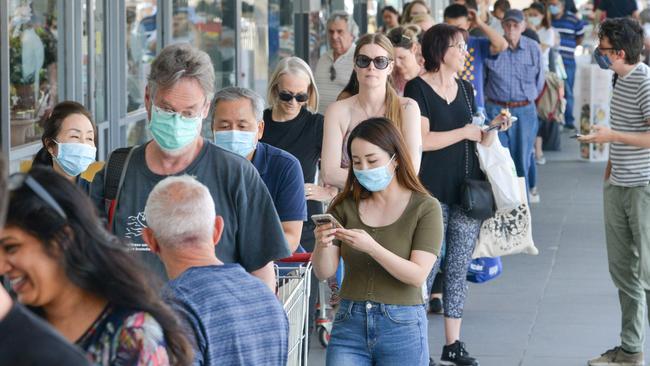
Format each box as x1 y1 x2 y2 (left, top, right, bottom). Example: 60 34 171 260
104 146 137 231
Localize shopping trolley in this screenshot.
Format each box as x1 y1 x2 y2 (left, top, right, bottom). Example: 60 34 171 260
276 253 312 366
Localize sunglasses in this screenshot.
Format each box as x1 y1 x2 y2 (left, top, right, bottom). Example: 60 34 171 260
355 55 392 70
9 173 67 220
278 91 309 103
329 65 336 81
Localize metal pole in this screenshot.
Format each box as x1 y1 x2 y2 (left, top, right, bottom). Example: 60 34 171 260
0 0 9 156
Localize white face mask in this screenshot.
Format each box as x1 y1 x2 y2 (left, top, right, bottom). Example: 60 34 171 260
528 16 542 27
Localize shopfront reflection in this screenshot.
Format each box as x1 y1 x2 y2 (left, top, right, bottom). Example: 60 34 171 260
9 0 60 148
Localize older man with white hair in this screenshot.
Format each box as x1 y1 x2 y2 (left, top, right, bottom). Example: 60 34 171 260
90 43 290 290
143 175 288 366
314 11 358 113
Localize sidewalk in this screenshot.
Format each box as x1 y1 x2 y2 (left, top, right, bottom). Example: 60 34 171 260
308 134 645 366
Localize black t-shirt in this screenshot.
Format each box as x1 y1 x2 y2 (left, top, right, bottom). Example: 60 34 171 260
261 107 325 249
598 0 637 18
403 77 484 207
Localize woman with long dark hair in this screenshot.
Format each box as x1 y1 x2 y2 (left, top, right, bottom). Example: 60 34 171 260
0 167 193 365
312 118 443 365
32 101 98 193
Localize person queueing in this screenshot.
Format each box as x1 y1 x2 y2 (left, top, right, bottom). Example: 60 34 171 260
0 167 193 365
262 56 335 248
32 101 98 193
321 33 422 190
312 118 443 366
388 25 424 96
404 23 510 366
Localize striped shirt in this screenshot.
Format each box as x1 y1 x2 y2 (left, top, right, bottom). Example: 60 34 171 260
313 45 355 114
164 264 289 366
609 63 650 187
551 12 584 63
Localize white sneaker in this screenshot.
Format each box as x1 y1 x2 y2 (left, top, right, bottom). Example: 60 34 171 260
529 187 540 204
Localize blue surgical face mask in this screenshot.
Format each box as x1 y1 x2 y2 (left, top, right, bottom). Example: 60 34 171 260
53 141 97 177
213 130 258 157
148 105 203 153
549 5 560 16
594 48 613 70
353 155 396 192
528 16 542 27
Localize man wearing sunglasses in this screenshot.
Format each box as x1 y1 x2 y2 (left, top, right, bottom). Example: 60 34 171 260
212 87 307 254
578 18 650 366
0 157 90 365
484 9 544 200
314 11 358 114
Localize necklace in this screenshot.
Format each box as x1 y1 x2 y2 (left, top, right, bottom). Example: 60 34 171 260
356 95 385 119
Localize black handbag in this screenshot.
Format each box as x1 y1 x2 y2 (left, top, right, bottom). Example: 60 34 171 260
458 80 496 220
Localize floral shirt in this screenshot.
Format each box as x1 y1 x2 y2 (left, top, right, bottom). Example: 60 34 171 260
76 305 170 366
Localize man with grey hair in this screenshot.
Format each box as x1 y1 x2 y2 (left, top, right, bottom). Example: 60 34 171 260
212 86 307 252
90 43 290 290
314 11 358 113
142 175 288 366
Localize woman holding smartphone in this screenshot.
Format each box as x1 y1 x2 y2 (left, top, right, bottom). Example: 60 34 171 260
312 118 443 365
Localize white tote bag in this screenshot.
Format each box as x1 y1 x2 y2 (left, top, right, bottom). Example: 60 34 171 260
476 137 523 210
472 178 538 258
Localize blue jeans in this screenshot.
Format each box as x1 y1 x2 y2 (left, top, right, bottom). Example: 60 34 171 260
486 102 539 192
563 61 576 128
326 300 429 366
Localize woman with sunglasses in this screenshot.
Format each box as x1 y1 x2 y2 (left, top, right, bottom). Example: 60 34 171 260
262 56 336 249
403 24 509 366
312 118 443 365
32 101 98 193
388 25 424 96
321 33 422 190
0 167 193 365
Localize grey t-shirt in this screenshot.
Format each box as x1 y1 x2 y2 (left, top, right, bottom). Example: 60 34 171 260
90 139 291 278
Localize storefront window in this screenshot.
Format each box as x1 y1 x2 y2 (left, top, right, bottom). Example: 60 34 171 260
83 0 106 122
268 0 294 73
241 0 269 96
9 0 61 148
126 0 156 113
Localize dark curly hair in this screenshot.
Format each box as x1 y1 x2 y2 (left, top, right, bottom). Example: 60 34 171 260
598 17 644 65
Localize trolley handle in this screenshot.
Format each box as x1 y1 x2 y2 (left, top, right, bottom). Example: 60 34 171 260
277 252 312 263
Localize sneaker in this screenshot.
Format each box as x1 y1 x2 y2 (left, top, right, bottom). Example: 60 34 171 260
588 347 644 366
564 124 577 132
536 155 546 165
429 297 443 314
529 187 540 204
440 340 479 366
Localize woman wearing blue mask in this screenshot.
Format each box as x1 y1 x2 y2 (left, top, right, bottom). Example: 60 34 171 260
312 117 443 366
33 101 97 193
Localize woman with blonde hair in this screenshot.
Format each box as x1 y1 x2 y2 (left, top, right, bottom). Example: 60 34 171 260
388 25 424 95
262 56 335 249
321 33 422 189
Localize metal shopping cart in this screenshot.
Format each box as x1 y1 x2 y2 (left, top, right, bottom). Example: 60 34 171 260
276 253 312 366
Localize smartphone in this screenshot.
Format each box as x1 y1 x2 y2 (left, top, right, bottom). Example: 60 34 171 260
570 134 583 139
311 214 343 228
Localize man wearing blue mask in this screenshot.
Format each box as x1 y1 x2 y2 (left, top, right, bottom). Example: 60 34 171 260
212 87 307 253
549 0 584 131
90 44 290 291
578 18 650 366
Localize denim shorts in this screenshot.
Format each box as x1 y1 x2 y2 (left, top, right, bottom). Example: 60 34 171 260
325 299 429 366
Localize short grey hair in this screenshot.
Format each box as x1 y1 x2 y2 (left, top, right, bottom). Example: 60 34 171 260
147 43 216 102
213 86 265 121
327 11 359 39
144 175 216 249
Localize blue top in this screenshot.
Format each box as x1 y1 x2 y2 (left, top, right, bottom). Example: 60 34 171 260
484 36 545 103
460 36 492 109
164 264 289 366
251 142 307 222
551 12 585 63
